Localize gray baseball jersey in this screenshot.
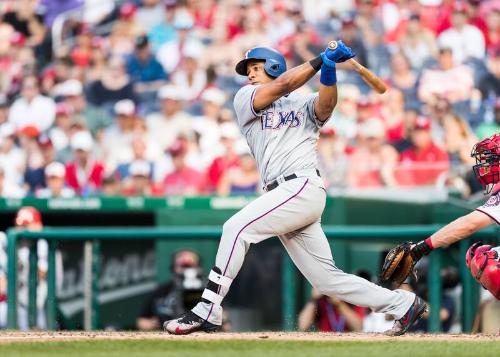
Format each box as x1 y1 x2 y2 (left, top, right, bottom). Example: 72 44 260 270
233 84 323 185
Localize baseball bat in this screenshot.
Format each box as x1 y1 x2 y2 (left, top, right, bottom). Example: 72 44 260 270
328 41 387 94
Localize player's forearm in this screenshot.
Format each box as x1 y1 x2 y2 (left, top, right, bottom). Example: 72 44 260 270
409 210 494 262
314 53 338 120
273 62 319 95
297 301 317 331
315 84 338 121
429 211 494 249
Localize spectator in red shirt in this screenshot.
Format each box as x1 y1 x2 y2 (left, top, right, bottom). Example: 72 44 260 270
206 123 241 192
485 6 500 56
192 0 217 31
347 118 399 188
65 131 105 196
397 116 449 186
466 0 488 42
163 139 206 196
121 160 163 197
217 152 259 196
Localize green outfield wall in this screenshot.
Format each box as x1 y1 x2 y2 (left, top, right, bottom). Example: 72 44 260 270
1 195 495 332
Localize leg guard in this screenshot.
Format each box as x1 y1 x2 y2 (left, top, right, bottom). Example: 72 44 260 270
191 267 234 325
201 266 233 305
469 248 500 299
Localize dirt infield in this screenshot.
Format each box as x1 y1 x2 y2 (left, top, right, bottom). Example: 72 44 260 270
0 331 498 344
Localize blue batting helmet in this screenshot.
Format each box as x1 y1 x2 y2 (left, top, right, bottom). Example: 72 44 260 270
235 47 287 78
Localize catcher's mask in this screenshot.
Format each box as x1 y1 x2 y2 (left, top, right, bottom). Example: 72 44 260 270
471 133 500 194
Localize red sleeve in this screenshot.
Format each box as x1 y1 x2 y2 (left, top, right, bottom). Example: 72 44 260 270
90 162 105 188
206 157 221 190
65 162 79 193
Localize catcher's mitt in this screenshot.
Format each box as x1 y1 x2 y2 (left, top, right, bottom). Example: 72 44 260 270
381 242 416 286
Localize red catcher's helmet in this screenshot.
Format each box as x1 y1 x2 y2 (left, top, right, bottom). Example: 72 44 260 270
15 206 42 226
469 249 500 299
471 133 500 193
465 242 493 268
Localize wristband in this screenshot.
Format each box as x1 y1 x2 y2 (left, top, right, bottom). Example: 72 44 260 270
309 55 322 72
320 63 337 86
411 239 433 261
424 237 434 249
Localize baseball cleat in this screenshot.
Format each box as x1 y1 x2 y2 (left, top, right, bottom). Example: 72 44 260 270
384 296 428 336
163 311 220 335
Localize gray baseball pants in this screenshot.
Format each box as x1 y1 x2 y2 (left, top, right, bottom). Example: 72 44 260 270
192 174 415 325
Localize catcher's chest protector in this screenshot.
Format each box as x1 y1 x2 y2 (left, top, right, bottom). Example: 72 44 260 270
469 249 500 300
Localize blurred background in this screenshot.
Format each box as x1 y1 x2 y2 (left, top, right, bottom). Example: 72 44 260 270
0 0 498 334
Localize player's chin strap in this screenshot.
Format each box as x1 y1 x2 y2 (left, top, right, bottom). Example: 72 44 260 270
201 267 233 305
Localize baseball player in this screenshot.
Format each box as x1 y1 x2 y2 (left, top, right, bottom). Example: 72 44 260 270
381 133 500 299
164 42 426 336
0 207 64 330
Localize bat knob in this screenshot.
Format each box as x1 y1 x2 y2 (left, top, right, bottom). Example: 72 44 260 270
328 41 338 50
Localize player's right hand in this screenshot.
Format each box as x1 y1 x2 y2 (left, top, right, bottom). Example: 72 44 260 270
324 40 355 63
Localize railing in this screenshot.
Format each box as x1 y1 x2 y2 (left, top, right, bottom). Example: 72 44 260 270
6 225 498 332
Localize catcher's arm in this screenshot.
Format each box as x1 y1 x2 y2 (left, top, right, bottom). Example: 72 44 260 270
381 210 495 286
426 210 494 249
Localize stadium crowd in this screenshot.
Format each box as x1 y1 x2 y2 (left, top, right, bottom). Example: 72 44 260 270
0 0 498 198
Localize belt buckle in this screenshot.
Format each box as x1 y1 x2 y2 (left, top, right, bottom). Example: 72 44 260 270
276 174 285 185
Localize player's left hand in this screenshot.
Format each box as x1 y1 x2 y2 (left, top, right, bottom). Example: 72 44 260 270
324 40 355 63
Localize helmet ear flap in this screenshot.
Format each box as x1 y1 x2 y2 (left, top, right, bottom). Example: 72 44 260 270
264 59 285 78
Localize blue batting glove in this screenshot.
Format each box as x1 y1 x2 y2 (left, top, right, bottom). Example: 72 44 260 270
320 52 336 68
319 52 337 86
324 40 355 63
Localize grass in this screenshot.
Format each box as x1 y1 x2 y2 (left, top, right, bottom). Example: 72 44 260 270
0 340 498 357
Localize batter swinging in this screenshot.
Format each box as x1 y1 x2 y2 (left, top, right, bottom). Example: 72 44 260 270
165 42 427 336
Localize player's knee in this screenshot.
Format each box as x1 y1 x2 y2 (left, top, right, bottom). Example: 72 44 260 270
222 219 240 239
222 218 254 250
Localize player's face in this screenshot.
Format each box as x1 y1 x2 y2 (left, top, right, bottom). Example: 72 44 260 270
246 61 273 85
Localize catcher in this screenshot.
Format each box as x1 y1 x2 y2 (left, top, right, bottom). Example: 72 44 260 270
381 133 500 300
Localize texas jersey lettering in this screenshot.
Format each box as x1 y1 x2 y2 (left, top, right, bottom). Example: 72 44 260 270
260 110 303 130
233 84 323 186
